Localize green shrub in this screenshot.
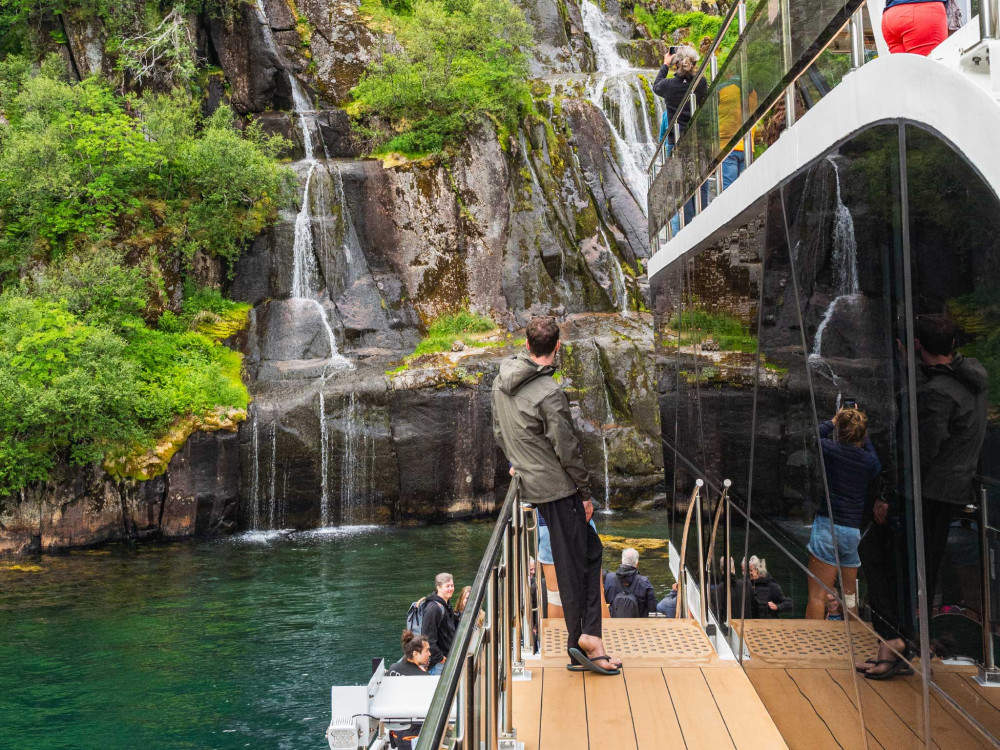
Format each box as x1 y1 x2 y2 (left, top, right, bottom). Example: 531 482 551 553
352 0 533 156
0 63 292 278
412 309 498 355
0 256 249 495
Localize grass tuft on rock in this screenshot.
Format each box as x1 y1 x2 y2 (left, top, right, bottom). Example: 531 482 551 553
413 310 498 355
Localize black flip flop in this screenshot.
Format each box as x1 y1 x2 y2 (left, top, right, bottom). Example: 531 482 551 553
855 658 877 674
566 663 586 672
864 657 914 680
568 647 621 676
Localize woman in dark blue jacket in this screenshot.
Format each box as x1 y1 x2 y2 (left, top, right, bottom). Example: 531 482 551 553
806 408 881 620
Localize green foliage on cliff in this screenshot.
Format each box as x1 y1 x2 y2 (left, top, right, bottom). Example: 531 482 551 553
352 0 533 155
632 8 731 51
413 309 498 355
951 286 1000 409
0 249 248 496
0 58 293 278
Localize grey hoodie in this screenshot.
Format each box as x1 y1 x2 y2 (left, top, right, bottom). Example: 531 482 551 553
491 352 592 504
917 353 989 505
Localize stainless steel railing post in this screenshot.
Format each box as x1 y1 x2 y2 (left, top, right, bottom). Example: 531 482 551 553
677 479 704 618
725 494 732 627
487 573 500 749
978 484 1000 685
982 0 999 40
849 8 865 68
501 529 514 739
695 483 707 626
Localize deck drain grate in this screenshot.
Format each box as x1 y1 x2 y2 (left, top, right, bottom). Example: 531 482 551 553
741 620 878 662
542 620 713 659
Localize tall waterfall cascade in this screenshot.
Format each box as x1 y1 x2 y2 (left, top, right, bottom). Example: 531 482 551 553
580 0 663 215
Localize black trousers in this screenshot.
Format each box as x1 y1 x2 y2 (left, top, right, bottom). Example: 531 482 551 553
537 494 603 659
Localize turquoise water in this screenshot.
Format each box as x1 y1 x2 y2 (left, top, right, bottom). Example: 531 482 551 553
0 511 671 749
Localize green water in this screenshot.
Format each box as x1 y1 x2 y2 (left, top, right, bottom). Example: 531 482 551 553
0 511 671 750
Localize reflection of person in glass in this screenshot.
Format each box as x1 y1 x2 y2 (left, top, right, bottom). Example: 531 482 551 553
806 408 881 620
716 76 758 191
748 556 793 618
858 313 987 678
912 314 988 617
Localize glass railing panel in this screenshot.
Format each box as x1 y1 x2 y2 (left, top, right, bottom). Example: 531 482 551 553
648 0 866 236
905 123 1000 745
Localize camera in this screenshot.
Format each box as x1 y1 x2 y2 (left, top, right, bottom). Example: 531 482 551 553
843 398 858 410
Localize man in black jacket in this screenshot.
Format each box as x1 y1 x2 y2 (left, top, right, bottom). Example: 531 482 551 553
422 573 457 675
913 314 988 614
604 548 658 617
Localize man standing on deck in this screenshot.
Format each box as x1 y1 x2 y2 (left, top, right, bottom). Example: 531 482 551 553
491 317 622 676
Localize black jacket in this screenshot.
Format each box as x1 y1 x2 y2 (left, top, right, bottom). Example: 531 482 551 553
421 594 457 667
652 66 708 144
604 565 658 615
711 575 755 620
751 575 793 618
818 420 881 529
917 354 988 506
387 658 429 676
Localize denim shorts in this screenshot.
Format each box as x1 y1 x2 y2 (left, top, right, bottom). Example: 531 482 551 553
537 517 597 565
807 514 861 568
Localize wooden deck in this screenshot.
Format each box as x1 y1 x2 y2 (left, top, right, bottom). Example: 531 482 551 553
514 618 788 749
515 618 1000 748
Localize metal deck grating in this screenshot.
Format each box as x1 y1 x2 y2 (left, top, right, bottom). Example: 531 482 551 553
541 618 715 660
740 619 878 666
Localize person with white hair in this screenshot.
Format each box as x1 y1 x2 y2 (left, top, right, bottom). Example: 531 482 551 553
603 547 658 618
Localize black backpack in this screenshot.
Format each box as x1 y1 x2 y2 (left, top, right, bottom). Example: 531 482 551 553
608 574 642 618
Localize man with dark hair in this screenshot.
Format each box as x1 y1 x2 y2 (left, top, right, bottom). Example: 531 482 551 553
492 317 621 675
913 314 988 611
859 313 988 678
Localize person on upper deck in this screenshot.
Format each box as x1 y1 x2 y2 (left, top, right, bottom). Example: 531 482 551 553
653 46 708 144
881 0 948 56
653 46 710 233
806 407 881 620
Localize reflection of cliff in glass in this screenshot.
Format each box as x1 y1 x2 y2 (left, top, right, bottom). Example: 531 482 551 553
652 122 1000 746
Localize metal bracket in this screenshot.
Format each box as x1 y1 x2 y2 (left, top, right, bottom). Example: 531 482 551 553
512 662 532 681
976 665 1000 687
498 731 520 750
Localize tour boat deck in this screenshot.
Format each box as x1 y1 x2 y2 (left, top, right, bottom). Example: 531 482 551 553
514 618 1000 749
515 618 788 749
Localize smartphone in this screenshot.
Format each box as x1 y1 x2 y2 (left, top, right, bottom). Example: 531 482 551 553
668 45 678 55
843 398 858 409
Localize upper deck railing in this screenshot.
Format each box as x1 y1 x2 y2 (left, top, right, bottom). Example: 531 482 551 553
646 0 868 246
647 0 1000 253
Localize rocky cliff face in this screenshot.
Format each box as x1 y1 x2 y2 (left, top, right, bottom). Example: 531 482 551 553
2 0 669 552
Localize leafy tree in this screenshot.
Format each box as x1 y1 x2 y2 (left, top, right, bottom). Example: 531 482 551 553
352 0 533 155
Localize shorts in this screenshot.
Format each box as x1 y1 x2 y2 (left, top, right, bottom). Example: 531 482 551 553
537 514 597 565
807 514 861 568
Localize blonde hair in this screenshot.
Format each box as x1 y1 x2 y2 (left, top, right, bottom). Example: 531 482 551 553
455 585 472 614
833 408 868 447
671 45 700 77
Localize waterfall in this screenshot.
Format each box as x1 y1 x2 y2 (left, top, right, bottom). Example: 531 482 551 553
809 157 860 365
580 0 628 73
596 219 629 312
249 412 260 529
579 0 661 214
594 343 615 513
267 422 279 529
319 390 330 527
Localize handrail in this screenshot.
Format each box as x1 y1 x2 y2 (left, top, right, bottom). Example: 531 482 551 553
646 0 867 242
645 0 744 172
417 476 537 750
676 479 704 620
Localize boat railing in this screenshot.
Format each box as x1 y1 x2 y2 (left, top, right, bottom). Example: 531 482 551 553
416 476 540 750
646 0 873 250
